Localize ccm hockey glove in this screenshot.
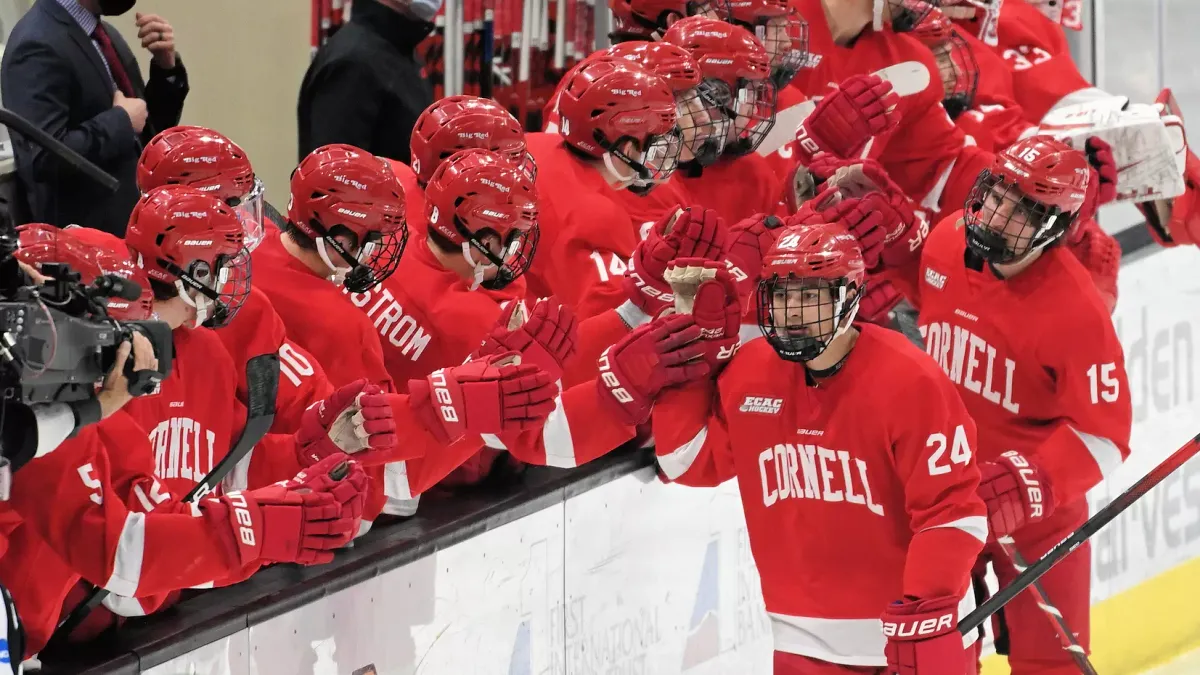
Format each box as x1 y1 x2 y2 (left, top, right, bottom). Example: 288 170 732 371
794 74 900 164
295 379 397 466
475 297 579 381
204 454 367 566
624 207 729 319
597 314 710 426
977 450 1056 538
882 596 971 675
409 352 558 443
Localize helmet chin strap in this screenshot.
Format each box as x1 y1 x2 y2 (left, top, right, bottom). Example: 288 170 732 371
315 237 353 287
175 280 215 328
601 152 640 190
460 242 489 291
872 0 886 30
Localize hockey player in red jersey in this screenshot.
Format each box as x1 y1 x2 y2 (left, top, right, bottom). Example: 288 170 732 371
607 0 730 42
523 58 685 317
662 17 786 221
1138 89 1200 248
0 228 369 656
653 223 985 674
909 136 1132 674
136 125 337 433
403 96 536 228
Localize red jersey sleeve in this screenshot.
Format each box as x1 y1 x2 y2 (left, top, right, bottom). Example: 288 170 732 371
562 310 632 387
1030 289 1132 504
543 195 639 319
7 414 255 599
652 379 738 488
888 371 988 599
995 1 1094 121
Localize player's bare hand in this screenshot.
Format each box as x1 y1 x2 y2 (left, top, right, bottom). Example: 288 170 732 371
113 90 148 133
97 331 158 418
135 13 177 69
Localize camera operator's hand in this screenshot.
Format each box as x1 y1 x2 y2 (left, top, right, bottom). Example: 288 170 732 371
97 332 158 419
18 261 48 285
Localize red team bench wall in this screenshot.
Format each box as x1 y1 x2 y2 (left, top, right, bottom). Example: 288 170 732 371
38 226 1200 675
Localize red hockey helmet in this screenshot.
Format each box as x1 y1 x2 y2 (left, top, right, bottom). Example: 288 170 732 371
288 144 408 292
409 95 536 187
727 0 809 88
607 41 731 166
607 0 730 41
424 149 539 290
125 185 251 328
912 9 978 119
964 135 1091 264
137 126 267 251
16 224 154 321
756 222 866 362
556 57 683 190
663 17 776 157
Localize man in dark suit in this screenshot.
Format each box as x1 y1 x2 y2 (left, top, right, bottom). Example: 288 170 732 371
1 0 188 235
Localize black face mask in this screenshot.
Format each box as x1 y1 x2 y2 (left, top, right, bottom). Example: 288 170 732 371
97 0 137 16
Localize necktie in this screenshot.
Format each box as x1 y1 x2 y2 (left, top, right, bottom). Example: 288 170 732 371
92 23 135 96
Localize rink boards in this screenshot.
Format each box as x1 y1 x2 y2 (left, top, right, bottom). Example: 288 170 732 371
137 244 1200 675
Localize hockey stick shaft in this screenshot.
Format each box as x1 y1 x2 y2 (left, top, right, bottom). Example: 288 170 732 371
48 355 280 648
997 537 1098 675
960 432 1200 635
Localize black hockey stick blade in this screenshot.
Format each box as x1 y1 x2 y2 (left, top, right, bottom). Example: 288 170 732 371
49 355 280 648
960 432 1200 635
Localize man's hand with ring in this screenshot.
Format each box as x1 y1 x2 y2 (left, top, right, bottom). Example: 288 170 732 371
135 12 177 69
97 331 158 419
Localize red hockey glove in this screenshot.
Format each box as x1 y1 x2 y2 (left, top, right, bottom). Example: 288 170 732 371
857 279 903 325
597 314 710 426
1064 218 1119 313
978 450 1056 538
722 213 786 302
475 297 578 381
625 207 728 318
408 352 558 443
794 75 900 164
665 258 742 372
1076 136 1117 226
882 596 971 675
205 454 367 566
295 379 397 466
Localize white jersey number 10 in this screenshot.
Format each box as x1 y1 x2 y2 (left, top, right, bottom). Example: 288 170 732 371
926 424 972 476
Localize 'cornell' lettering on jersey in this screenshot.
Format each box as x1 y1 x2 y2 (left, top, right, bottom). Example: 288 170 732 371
757 442 885 516
148 416 217 482
345 285 432 361
919 317 1020 414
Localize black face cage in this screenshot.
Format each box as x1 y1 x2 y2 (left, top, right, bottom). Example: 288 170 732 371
676 81 733 166
935 30 979 119
719 78 778 157
750 16 810 90
964 170 1074 265
455 213 541 290
315 221 410 294
756 275 862 363
164 248 253 329
889 0 939 32
603 127 686 194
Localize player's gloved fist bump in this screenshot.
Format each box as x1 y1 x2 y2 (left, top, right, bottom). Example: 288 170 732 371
794 74 900 164
409 351 558 444
597 314 710 426
977 449 1056 538
475 297 578 382
856 278 903 325
665 258 741 371
295 379 397 466
205 454 366 566
722 213 785 302
882 596 971 675
625 208 728 318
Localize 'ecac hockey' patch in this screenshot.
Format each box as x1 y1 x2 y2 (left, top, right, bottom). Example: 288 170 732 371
924 267 947 290
739 396 783 415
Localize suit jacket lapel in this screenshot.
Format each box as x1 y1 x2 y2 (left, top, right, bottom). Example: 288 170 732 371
40 0 116 92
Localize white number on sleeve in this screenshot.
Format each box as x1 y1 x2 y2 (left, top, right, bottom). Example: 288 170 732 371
279 342 316 388
1087 362 1120 403
588 251 629 283
926 424 973 476
132 478 172 513
77 463 103 505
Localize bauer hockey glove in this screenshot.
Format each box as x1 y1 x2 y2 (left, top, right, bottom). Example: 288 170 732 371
295 379 397 466
597 314 710 426
623 207 729 319
474 297 579 382
408 352 558 444
882 596 971 675
977 450 1056 538
856 277 904 325
1064 218 1120 313
794 74 900 165
722 213 786 303
664 258 742 372
203 454 367 566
